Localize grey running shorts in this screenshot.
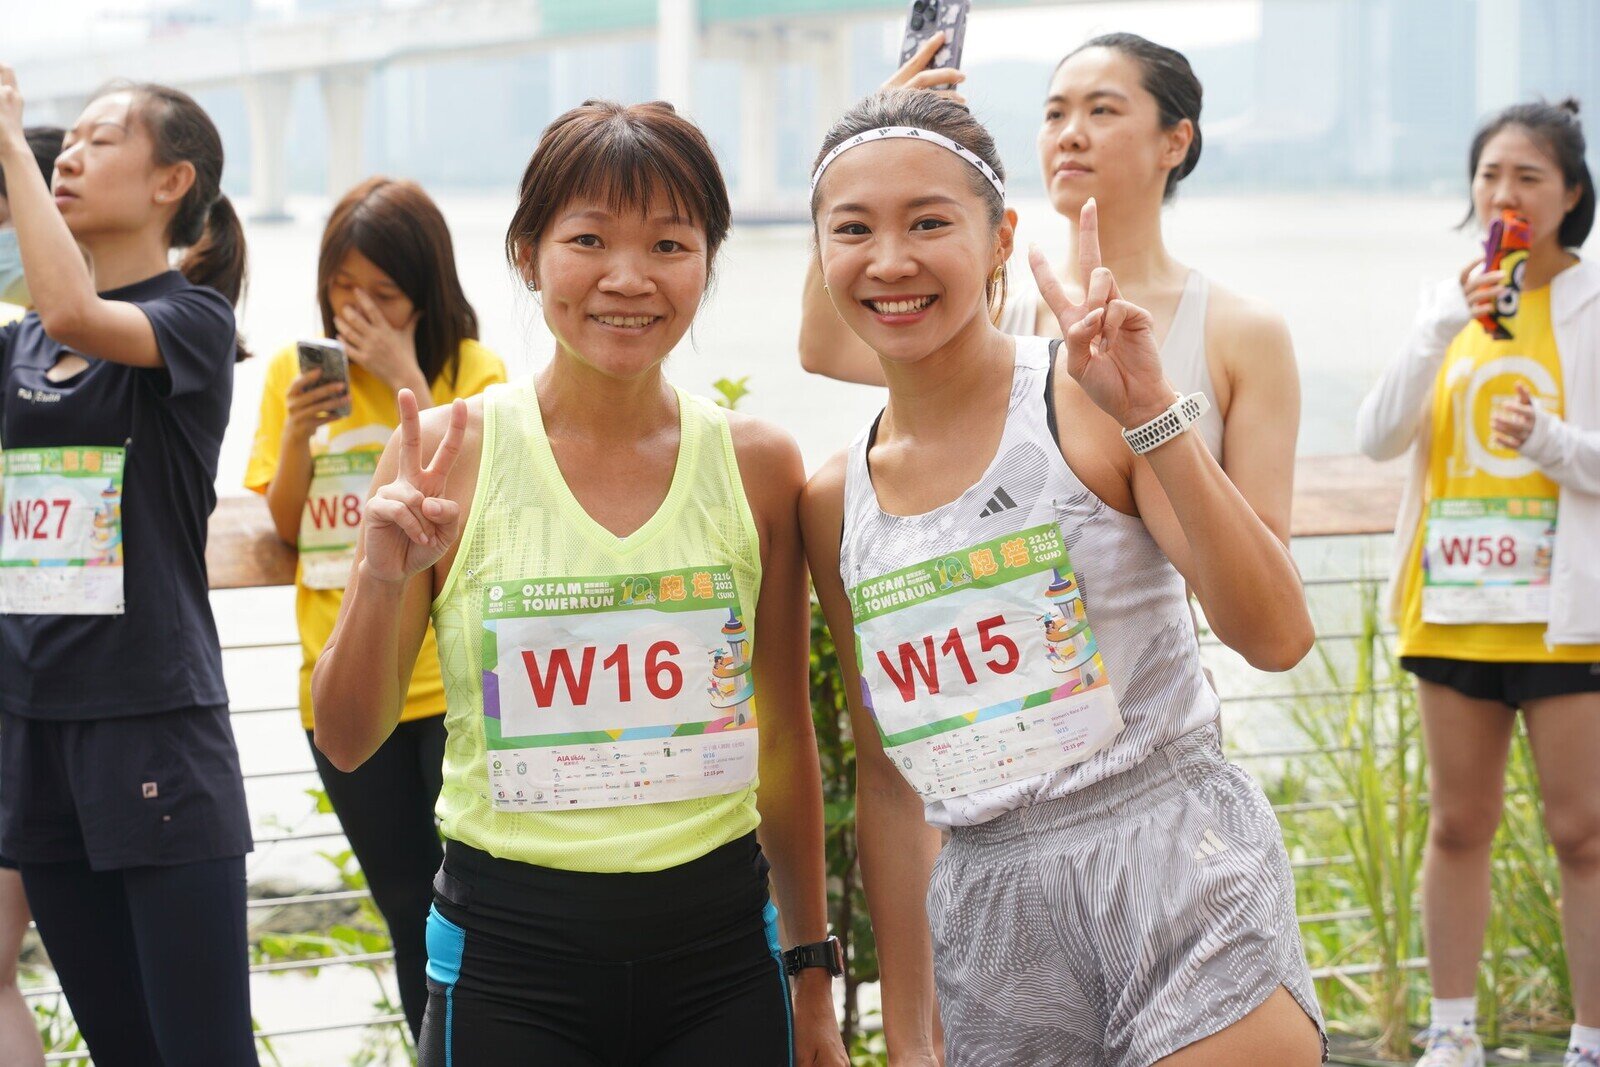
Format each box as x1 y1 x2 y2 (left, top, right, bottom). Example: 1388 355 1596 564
927 726 1327 1067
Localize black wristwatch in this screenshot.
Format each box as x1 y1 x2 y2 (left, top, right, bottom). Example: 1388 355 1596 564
782 935 844 977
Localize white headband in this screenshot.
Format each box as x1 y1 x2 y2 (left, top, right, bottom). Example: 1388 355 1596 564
809 126 1006 200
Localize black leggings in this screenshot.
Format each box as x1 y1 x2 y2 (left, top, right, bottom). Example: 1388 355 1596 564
307 714 446 1038
21 856 257 1066
418 835 793 1066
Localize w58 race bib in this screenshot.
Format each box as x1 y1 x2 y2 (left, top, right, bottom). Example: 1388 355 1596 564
298 451 378 590
1422 496 1555 624
849 523 1123 801
1 447 126 615
481 566 758 811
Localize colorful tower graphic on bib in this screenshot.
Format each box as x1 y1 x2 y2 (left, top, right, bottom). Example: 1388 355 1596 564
1039 567 1104 692
706 608 755 725
88 479 123 566
933 556 970 590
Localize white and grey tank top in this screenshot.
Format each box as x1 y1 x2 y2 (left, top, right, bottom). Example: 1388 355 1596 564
839 336 1219 828
1000 267 1224 458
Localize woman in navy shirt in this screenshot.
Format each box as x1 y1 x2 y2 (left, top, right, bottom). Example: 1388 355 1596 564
0 68 258 1065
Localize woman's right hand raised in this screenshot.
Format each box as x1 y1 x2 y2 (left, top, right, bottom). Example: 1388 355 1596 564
1459 258 1508 320
361 390 467 585
881 31 966 105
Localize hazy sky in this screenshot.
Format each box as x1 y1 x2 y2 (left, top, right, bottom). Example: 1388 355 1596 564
9 0 1262 60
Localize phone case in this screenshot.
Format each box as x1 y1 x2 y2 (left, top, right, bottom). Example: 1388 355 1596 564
898 0 969 73
296 340 353 419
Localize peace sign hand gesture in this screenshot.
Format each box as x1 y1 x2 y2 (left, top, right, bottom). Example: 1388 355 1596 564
362 390 468 585
1028 199 1175 430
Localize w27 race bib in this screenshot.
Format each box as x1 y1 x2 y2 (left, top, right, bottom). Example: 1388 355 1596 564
1 447 126 615
850 523 1123 801
481 566 758 811
1422 496 1555 624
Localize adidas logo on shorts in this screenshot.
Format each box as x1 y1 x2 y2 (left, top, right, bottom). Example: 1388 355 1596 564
1193 828 1230 861
979 486 1018 518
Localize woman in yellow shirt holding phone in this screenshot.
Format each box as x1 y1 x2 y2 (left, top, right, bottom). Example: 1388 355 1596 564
246 177 504 1039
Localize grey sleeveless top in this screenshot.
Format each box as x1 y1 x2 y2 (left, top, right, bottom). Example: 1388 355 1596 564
839 336 1219 828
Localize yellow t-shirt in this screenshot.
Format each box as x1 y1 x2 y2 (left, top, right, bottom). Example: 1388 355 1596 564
1398 286 1600 662
246 339 507 727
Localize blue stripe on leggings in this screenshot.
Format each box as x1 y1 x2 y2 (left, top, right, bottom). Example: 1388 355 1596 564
425 905 466 1067
763 901 795 1067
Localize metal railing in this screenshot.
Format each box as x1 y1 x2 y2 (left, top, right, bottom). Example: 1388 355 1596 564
19 504 1488 1063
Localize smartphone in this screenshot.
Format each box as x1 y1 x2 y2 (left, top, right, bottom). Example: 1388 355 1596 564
296 338 353 420
897 0 970 78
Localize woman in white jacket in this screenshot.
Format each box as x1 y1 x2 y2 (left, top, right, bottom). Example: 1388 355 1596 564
1357 99 1600 1067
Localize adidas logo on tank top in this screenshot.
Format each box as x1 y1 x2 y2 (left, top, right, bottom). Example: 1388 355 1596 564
978 486 1018 518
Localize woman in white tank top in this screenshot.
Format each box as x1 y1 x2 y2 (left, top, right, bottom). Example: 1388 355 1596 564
800 32 1298 543
803 91 1322 1067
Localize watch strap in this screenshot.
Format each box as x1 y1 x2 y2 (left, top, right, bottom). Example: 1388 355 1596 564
1121 392 1210 455
782 936 844 977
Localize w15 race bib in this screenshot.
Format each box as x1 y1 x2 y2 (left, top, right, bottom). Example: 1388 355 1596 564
849 523 1123 801
1 447 126 615
1422 496 1555 624
481 566 758 811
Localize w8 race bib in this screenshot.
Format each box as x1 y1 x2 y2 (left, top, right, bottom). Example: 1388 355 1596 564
1422 496 1555 624
1 447 126 615
481 566 758 811
299 451 379 590
850 523 1123 801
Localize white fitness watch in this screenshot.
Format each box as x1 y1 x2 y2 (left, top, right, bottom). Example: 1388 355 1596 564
1121 392 1210 455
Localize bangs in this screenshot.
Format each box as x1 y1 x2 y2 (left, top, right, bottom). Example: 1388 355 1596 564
506 99 731 273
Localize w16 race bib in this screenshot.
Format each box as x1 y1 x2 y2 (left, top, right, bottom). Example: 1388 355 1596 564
849 523 1123 801
481 566 758 811
1422 496 1555 624
298 451 379 590
0 447 126 615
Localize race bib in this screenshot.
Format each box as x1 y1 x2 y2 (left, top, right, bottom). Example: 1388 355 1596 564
480 566 758 811
849 523 1123 801
0 447 126 615
298 451 379 590
1422 496 1556 624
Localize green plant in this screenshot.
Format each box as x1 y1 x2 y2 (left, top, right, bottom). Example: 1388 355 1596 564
1288 578 1427 1058
712 376 751 410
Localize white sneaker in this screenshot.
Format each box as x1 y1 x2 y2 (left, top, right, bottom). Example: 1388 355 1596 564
1414 1025 1485 1067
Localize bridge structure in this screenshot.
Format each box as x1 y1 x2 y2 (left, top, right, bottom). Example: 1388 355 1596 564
13 0 1097 219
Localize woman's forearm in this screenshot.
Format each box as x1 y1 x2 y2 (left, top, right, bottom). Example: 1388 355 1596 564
265 433 315 545
310 562 414 770
756 716 831 949
0 136 98 345
856 763 943 1055
1145 432 1313 671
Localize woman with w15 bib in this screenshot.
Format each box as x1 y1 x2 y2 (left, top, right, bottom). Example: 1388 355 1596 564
802 89 1325 1067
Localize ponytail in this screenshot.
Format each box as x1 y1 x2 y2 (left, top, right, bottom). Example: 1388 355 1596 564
178 194 250 360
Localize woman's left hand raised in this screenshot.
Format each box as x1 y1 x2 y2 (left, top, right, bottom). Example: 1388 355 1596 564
1029 199 1176 430
0 65 28 151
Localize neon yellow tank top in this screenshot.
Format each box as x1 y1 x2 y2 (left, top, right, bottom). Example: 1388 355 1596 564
431 378 764 873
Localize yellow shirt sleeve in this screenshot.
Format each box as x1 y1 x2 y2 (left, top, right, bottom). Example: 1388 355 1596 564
245 345 300 494
433 338 507 406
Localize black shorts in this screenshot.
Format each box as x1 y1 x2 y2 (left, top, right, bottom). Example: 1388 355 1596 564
1400 656 1600 707
419 833 794 1066
0 706 253 870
